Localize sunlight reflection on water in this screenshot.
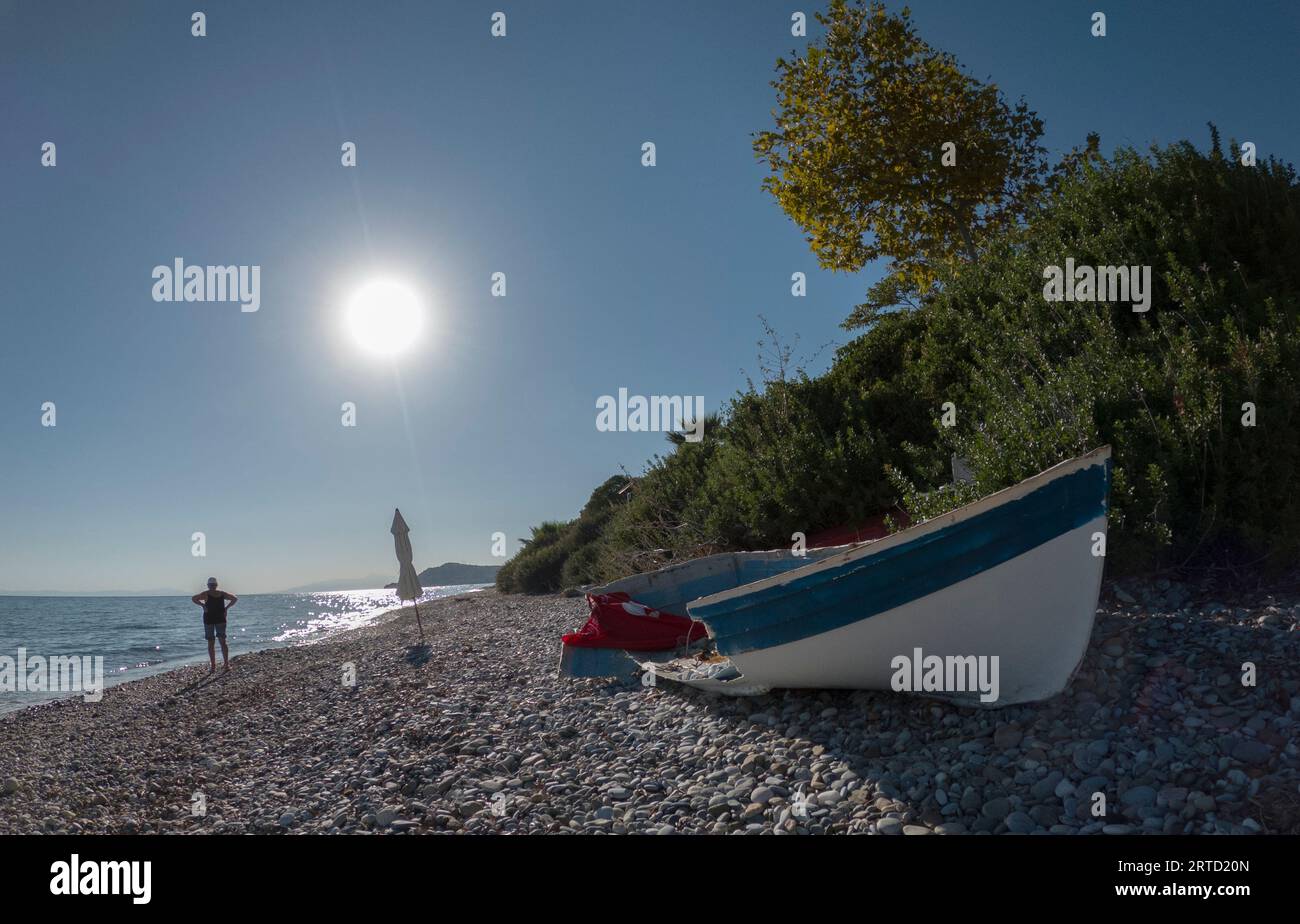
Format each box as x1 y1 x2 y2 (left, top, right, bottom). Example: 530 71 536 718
0 584 487 713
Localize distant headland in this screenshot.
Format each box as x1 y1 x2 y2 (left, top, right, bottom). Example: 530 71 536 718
383 562 500 589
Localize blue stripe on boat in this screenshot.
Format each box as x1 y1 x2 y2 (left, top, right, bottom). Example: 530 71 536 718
602 548 843 616
691 459 1111 656
558 645 642 678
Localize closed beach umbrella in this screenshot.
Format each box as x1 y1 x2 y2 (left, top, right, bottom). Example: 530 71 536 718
391 508 425 640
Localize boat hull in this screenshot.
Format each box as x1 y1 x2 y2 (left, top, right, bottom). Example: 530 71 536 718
719 519 1104 704
688 447 1111 705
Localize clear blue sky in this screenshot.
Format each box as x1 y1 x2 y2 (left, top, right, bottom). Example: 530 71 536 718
2 1 1297 593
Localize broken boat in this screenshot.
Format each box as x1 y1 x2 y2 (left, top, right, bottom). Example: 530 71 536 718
558 446 1112 706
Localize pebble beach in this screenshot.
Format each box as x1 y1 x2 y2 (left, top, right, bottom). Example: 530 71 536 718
1 582 1298 835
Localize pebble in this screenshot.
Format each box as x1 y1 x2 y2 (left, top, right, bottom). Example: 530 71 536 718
0 581 1293 838
1004 811 1037 834
993 725 1023 750
1231 739 1271 765
982 796 1010 819
1121 786 1157 808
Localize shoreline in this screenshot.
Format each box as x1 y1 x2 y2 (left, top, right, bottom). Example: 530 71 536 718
1 582 1297 834
0 590 482 718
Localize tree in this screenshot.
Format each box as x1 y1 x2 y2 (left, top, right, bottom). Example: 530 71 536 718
754 0 1050 327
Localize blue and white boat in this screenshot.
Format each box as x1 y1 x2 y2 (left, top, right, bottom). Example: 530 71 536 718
561 447 1112 706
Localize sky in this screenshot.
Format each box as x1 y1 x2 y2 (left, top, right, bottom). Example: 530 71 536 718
2 0 1298 594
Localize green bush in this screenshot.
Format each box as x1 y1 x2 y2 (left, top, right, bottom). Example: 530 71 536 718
584 315 943 579
592 432 722 578
495 476 626 593
693 311 937 548
494 520 573 594
892 134 1300 571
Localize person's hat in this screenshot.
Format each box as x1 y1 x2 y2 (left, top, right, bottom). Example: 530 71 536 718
207 577 218 586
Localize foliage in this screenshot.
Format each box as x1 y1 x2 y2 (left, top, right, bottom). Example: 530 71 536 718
494 476 627 593
493 520 572 594
889 134 1300 571
754 0 1050 327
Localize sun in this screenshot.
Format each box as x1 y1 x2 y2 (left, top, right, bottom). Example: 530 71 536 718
345 278 424 357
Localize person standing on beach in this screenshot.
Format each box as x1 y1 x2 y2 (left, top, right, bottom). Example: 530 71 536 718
192 577 237 673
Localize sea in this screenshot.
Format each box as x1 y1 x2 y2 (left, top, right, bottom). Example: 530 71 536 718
0 585 487 714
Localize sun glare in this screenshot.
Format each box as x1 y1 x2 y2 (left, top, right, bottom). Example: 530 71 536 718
346 278 424 357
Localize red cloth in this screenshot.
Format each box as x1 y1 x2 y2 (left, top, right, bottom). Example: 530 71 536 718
561 592 708 651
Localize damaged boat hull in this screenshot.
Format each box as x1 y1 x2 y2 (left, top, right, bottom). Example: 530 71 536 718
558 546 845 679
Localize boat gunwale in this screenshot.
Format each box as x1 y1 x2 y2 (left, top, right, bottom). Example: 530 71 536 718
688 445 1112 615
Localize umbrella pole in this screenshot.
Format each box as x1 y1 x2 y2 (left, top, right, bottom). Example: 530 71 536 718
413 599 425 641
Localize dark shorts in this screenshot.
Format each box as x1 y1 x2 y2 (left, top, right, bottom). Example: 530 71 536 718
204 622 227 641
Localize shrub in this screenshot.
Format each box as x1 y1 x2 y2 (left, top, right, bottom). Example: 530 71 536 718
495 477 627 593
494 520 573 594
892 134 1300 571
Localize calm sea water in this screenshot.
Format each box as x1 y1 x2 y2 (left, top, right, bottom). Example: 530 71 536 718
0 585 486 714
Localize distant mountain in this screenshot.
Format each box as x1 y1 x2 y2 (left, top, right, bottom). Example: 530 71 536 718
383 562 500 589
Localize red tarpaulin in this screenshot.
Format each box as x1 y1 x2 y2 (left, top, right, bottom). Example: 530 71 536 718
561 592 708 651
